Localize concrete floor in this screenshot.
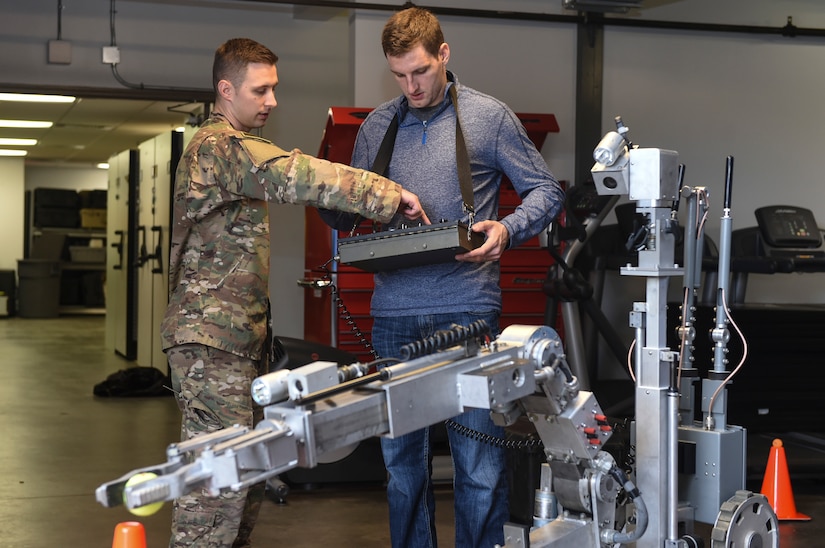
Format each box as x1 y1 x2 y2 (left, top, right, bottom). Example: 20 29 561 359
0 316 454 548
0 315 820 547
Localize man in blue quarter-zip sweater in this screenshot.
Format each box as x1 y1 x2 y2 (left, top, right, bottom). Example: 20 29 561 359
320 7 564 548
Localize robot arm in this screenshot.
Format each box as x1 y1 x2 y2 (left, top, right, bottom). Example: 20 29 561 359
96 322 642 547
96 421 298 510
97 323 554 506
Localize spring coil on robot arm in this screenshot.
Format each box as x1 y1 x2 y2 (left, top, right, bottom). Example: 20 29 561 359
398 319 544 452
398 319 491 361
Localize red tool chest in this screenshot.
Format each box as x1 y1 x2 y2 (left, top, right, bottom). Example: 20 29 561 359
303 107 560 362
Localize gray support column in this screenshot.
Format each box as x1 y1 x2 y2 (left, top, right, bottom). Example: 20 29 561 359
575 15 605 185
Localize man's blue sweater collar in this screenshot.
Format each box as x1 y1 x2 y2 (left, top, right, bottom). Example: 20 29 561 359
393 71 459 126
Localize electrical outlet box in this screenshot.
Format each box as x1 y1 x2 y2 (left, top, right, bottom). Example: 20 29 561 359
102 46 120 64
48 40 72 65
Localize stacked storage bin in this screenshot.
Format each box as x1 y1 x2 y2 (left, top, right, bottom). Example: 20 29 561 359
33 188 80 228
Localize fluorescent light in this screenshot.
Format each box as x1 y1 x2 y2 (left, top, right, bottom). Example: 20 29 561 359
96 163 110 170
0 149 27 156
0 92 76 103
0 138 37 146
175 126 186 133
0 119 53 129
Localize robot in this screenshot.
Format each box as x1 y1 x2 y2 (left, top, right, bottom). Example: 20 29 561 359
96 118 778 547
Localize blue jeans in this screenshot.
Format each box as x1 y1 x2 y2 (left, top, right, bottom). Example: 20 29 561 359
372 312 509 548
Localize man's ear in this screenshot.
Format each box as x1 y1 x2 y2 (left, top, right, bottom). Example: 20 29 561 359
439 43 450 64
216 79 234 102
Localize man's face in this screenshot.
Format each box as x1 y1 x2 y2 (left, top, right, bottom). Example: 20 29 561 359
387 43 449 109
226 62 279 132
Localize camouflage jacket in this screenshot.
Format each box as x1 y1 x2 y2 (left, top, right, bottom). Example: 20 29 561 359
161 115 402 359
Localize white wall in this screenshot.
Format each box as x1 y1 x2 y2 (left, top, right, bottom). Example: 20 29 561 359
636 0 825 27
0 158 25 272
25 165 108 192
352 11 577 183
0 162 106 296
2 0 825 325
1 0 354 337
601 26 825 303
261 9 354 338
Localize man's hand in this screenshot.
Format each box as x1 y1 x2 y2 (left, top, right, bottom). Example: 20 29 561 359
455 220 509 262
398 189 431 225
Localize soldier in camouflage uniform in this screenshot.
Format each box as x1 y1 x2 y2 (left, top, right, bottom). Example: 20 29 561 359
161 38 428 548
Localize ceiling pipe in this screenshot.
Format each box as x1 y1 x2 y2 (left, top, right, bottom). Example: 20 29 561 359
5 2 823 101
221 0 825 38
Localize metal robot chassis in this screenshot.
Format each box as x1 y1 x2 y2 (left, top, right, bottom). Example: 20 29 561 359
96 121 779 547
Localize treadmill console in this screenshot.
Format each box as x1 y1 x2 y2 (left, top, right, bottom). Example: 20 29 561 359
755 205 822 248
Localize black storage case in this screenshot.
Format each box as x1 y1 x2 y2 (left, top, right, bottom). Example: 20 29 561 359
34 207 79 228
79 189 108 209
33 188 81 228
0 270 16 316
33 188 80 209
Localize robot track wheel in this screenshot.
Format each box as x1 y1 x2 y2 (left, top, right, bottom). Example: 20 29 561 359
711 489 779 548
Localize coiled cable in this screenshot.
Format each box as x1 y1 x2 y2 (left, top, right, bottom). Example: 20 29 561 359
445 419 544 452
398 319 491 361
319 259 379 361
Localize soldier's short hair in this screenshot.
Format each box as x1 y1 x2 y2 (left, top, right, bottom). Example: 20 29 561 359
213 38 279 92
381 7 444 59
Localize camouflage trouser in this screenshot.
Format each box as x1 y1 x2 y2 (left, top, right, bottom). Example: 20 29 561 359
167 344 266 548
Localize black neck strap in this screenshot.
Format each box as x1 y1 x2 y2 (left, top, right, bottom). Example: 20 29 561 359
371 82 475 220
370 115 398 177
449 83 475 218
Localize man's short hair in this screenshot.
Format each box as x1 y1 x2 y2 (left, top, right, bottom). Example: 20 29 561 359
381 7 444 58
213 38 279 92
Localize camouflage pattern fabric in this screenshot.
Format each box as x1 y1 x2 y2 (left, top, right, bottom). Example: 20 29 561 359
161 115 403 360
167 343 266 548
161 115 405 546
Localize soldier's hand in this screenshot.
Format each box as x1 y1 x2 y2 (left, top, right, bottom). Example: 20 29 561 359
398 189 431 225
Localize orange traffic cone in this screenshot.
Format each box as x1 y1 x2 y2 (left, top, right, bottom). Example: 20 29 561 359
111 521 147 548
760 438 811 521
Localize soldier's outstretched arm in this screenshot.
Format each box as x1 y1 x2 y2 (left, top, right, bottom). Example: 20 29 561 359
233 137 426 224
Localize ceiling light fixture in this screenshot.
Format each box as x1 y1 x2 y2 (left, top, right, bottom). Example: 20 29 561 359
0 119 54 129
0 92 76 103
0 149 28 157
0 138 37 146
96 163 110 170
